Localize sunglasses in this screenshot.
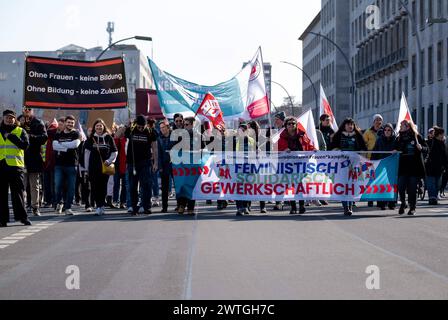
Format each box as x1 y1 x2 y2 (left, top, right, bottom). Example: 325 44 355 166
287 122 296 126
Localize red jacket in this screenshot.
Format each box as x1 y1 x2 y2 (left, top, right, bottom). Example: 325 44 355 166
278 128 315 152
114 136 127 175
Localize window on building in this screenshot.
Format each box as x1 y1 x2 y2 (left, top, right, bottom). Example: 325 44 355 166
382 84 385 104
412 1 417 34
421 50 425 86
398 78 403 97
437 103 443 127
437 0 443 18
428 105 434 129
419 0 425 29
437 41 443 80
393 80 396 102
411 55 417 89
428 0 434 21
387 81 391 103
420 107 426 134
428 46 434 83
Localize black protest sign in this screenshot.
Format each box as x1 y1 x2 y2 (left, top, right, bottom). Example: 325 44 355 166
24 56 128 109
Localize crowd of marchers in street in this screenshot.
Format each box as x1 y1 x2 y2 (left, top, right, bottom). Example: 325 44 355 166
1 106 448 228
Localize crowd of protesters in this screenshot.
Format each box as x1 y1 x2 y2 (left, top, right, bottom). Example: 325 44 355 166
1 106 448 227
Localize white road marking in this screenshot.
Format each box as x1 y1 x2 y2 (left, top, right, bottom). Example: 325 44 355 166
0 240 18 245
3 236 27 240
0 216 68 250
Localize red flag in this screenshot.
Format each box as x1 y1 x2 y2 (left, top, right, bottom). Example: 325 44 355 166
196 92 225 129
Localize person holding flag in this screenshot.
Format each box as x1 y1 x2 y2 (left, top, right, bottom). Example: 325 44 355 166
394 120 427 216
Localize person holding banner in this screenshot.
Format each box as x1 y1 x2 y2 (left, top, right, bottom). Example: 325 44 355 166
278 117 311 215
394 120 428 216
372 123 398 210
330 118 367 216
84 119 118 216
272 112 286 211
235 122 256 216
0 110 32 227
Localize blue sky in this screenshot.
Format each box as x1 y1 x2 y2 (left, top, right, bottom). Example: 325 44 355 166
0 0 320 107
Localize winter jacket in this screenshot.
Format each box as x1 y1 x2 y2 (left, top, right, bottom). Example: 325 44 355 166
363 126 382 159
318 125 334 149
394 130 428 178
425 138 448 177
23 116 48 173
278 129 310 152
330 131 367 152
371 134 397 160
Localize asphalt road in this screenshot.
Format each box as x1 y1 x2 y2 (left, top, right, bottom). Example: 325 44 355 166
0 199 447 300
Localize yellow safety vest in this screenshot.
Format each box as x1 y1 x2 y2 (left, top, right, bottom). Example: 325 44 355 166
0 126 25 167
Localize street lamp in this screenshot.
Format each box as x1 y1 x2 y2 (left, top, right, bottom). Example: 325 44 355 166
304 31 356 118
280 61 319 115
271 80 295 116
96 35 153 61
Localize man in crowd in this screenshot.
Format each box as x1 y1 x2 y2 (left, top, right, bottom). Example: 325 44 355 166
53 115 81 215
363 114 383 207
21 107 47 216
318 113 335 149
0 109 32 227
272 111 286 211
125 115 158 215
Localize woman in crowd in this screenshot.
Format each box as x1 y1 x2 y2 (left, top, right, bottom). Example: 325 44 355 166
84 119 118 216
330 118 367 216
277 117 315 215
372 123 397 211
113 125 129 209
394 120 427 216
424 126 448 206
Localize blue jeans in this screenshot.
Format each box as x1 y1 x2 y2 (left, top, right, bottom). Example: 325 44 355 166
54 166 77 210
152 169 160 198
127 163 152 211
426 176 441 201
113 172 127 205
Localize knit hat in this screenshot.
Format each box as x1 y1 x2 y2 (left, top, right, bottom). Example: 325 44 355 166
373 114 383 122
2 109 16 118
275 112 286 122
136 115 147 126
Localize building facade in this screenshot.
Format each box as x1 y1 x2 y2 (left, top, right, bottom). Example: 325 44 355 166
0 44 152 124
301 0 448 133
300 0 352 125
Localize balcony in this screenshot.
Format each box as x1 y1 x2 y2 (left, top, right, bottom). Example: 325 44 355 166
355 48 408 85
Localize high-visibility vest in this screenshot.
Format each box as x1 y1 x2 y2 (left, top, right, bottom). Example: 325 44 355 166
0 126 25 167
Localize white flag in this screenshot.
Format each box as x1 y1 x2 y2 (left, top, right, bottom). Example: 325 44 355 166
395 92 415 133
271 109 319 150
245 47 270 119
320 84 338 132
297 109 319 151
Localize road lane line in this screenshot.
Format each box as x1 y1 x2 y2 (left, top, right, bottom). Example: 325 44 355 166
183 212 199 300
0 245 9 249
3 236 27 240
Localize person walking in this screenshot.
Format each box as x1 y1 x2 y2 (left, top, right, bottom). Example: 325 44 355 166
52 115 81 216
272 112 286 211
318 113 335 148
84 119 117 216
394 120 428 216
0 109 32 227
372 123 397 210
330 118 367 216
158 119 174 213
277 117 315 215
125 115 158 215
21 107 47 216
424 126 448 205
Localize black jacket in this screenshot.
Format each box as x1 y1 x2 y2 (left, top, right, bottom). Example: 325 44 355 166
23 116 48 173
425 138 448 177
394 130 428 178
372 134 397 160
